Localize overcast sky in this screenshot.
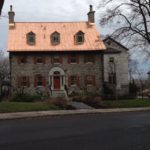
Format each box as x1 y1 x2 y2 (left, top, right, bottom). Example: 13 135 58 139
0 0 149 75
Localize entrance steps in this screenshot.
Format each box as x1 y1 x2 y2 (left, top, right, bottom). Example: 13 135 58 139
51 90 66 98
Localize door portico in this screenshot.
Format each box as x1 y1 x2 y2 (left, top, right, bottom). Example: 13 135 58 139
49 67 65 90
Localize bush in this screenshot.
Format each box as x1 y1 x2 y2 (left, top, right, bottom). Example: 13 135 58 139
12 93 42 102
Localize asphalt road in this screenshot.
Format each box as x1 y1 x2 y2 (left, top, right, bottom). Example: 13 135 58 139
0 112 150 150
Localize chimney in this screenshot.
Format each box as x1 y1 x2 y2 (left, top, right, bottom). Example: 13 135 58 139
87 5 95 24
8 5 15 27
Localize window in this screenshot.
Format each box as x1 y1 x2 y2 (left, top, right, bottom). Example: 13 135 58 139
37 56 43 63
34 75 46 87
85 55 95 63
27 32 36 45
108 73 116 84
109 58 115 74
18 56 27 64
34 56 45 64
37 76 43 86
85 75 96 86
75 31 84 44
71 76 78 85
51 31 60 45
68 75 80 87
68 55 79 63
52 55 62 64
109 57 114 63
18 76 30 87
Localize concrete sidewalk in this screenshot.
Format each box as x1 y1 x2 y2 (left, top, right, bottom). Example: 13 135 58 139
0 107 150 120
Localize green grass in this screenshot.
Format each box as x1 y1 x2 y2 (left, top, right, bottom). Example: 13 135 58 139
100 99 150 108
0 102 60 113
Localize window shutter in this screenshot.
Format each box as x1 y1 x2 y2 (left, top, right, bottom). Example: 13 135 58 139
59 56 63 64
68 55 70 64
93 55 95 63
34 56 37 64
17 57 21 64
68 75 71 87
84 55 87 63
77 75 80 87
27 77 30 87
42 77 46 87
34 76 38 87
43 56 46 64
17 77 21 87
51 56 54 64
77 55 79 64
93 76 96 86
84 76 87 86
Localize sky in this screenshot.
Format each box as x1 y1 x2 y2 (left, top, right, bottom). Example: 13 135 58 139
0 0 149 77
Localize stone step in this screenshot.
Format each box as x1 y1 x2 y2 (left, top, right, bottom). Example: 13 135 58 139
51 90 66 98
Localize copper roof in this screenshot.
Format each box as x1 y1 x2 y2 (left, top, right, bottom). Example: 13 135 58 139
8 22 106 52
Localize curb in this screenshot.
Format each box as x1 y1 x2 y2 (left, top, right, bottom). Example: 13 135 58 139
0 107 150 120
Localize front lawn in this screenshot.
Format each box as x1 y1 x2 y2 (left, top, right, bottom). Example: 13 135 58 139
99 99 150 108
0 102 60 113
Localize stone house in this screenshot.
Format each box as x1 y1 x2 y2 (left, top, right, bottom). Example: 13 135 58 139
7 5 129 98
103 37 129 98
8 5 106 97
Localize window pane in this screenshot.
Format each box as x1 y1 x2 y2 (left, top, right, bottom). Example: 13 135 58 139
86 55 94 63
53 55 60 63
70 55 77 63
71 76 77 85
77 35 83 43
37 56 43 63
86 76 93 85
37 76 43 86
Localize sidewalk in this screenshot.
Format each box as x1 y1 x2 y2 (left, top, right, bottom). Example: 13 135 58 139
0 107 150 120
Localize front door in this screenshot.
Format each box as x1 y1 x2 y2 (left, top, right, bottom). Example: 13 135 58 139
54 76 60 90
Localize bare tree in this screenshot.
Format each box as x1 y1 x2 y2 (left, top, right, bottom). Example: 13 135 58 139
0 50 9 97
0 0 4 15
99 0 150 53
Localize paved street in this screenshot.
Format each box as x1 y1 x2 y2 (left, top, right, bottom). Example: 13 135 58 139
0 112 150 150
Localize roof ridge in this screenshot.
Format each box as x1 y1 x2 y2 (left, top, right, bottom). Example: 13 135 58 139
15 21 88 23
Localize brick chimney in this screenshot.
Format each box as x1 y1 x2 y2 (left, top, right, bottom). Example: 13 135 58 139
8 5 15 27
87 5 95 24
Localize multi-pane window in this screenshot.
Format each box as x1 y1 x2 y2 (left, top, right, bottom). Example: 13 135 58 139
109 57 115 73
85 75 96 86
27 32 36 45
37 76 43 86
109 57 114 63
70 76 78 85
53 55 61 64
34 75 46 87
108 73 116 84
37 56 43 63
69 55 78 63
51 32 60 45
85 55 95 63
34 56 45 64
18 76 30 87
18 56 27 64
75 31 84 44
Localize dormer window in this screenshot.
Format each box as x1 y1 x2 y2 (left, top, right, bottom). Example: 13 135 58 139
51 31 60 45
27 32 36 45
75 31 84 44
